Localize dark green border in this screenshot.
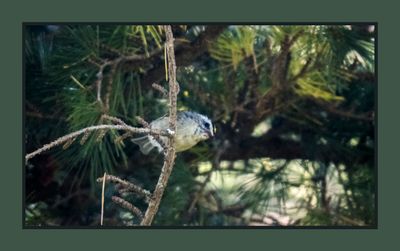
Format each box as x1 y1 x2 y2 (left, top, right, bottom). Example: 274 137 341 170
0 0 395 250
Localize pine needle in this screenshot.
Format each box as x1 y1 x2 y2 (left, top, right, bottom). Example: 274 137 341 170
164 44 168 81
70 75 86 90
101 172 107 226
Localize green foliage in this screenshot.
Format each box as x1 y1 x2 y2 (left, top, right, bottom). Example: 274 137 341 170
25 24 376 227
130 25 164 55
209 26 257 70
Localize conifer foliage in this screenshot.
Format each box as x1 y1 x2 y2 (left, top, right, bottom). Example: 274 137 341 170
25 24 376 227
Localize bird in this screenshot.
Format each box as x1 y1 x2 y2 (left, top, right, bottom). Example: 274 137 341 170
131 111 214 154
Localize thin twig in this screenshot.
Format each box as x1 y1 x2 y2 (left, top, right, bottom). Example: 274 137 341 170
135 116 150 127
102 114 128 126
95 62 111 104
291 57 312 82
188 140 229 215
25 124 170 161
26 111 65 121
188 171 212 214
152 83 168 97
104 63 118 112
111 196 144 221
140 25 179 226
94 46 164 106
96 174 151 202
102 115 133 143
100 43 123 57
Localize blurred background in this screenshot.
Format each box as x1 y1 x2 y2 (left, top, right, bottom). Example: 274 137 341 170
24 24 376 227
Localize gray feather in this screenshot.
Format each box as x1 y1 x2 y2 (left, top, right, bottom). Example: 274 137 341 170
131 135 162 155
131 111 213 154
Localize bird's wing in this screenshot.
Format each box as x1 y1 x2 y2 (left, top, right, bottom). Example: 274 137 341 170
131 135 163 155
131 116 170 155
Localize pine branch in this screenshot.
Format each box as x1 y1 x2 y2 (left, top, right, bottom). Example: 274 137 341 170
152 83 168 97
104 63 117 112
96 174 151 202
93 48 164 108
140 25 179 226
101 114 128 126
93 25 180 226
95 61 111 105
111 196 144 221
25 123 170 161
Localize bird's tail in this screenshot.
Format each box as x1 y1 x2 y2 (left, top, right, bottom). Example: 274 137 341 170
131 135 162 155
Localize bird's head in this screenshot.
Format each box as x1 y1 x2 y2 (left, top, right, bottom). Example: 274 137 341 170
195 113 214 140
179 111 215 141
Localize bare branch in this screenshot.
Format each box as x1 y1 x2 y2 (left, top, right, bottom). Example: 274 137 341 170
95 61 111 104
93 47 161 109
25 124 170 161
102 115 133 144
291 57 312 82
152 83 168 97
314 99 374 121
288 29 305 47
28 26 182 226
135 116 150 127
104 63 117 112
187 140 229 215
101 114 128 126
140 25 179 226
26 111 65 121
99 43 123 57
96 174 151 202
111 196 144 221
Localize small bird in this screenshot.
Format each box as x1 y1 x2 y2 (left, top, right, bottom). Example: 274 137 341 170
131 111 214 154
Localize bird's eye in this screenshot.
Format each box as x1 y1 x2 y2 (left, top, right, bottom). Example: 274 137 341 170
203 122 210 129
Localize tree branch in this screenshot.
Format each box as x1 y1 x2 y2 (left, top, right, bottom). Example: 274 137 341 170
26 26 182 226
25 124 170 161
140 25 179 226
97 174 152 202
111 196 144 222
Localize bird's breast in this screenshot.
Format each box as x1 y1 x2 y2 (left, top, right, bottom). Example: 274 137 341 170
174 134 199 152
